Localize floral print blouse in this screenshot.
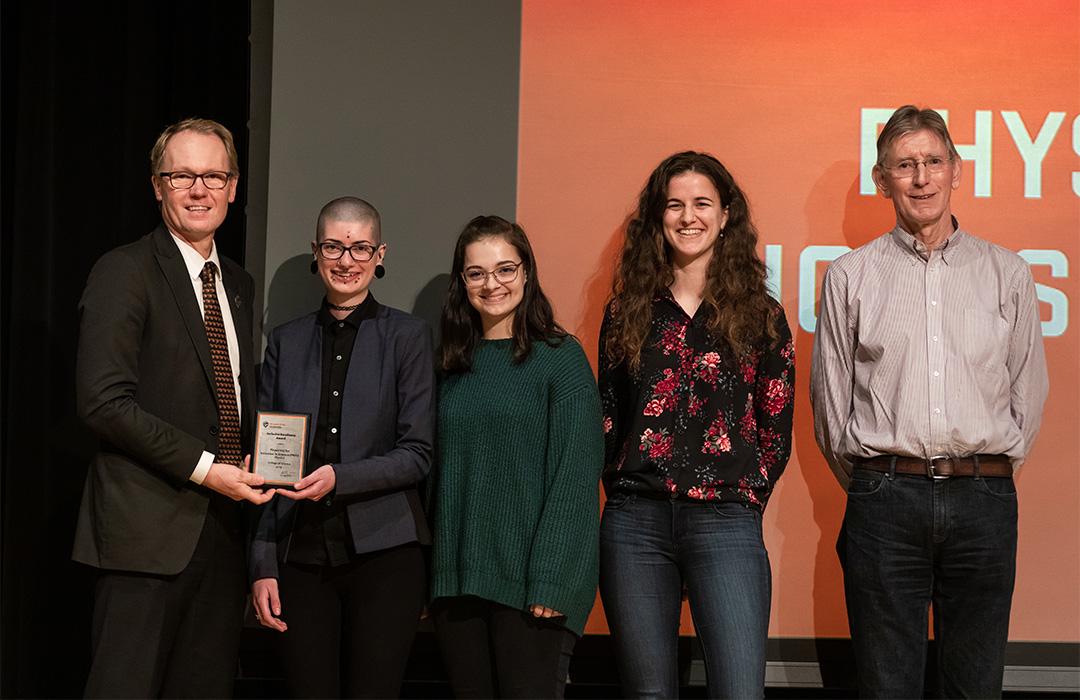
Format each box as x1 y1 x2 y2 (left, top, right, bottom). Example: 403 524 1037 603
599 292 795 510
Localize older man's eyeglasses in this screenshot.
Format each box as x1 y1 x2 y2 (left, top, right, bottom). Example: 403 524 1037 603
158 171 233 190
317 241 380 262
882 156 952 179
462 261 523 287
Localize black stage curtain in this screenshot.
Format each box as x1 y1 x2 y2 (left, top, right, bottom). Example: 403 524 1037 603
0 2 251 696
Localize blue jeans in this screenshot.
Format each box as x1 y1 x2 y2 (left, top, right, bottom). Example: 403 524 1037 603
840 467 1018 698
599 493 771 699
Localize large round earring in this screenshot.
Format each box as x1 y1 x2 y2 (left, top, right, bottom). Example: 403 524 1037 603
374 263 386 279
309 258 318 275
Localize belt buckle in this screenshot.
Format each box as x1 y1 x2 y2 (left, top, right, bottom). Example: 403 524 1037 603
926 455 951 480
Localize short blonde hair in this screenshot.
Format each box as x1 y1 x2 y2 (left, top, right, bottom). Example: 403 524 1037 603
149 118 239 175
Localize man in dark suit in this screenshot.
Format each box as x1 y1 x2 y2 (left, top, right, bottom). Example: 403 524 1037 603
74 118 274 698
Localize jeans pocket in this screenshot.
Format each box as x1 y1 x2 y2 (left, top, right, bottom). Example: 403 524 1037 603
847 469 888 497
974 476 1017 501
709 501 760 518
603 491 635 511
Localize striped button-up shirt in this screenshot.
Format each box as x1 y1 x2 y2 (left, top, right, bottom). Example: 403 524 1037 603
810 223 1048 487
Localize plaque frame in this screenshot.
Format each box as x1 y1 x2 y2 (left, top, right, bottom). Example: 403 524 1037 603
252 410 309 487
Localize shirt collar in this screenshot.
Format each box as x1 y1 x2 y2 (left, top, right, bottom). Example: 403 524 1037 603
888 216 969 265
317 293 379 327
170 231 222 281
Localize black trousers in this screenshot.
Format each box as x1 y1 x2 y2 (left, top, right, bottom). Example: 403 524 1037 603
432 596 576 699
276 543 426 698
84 496 247 698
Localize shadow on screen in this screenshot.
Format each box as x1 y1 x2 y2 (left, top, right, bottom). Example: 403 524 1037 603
571 212 629 371
263 254 325 336
411 274 451 345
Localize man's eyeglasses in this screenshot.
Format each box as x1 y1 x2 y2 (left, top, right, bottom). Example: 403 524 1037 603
882 156 952 179
316 241 381 262
462 261 523 287
158 171 233 190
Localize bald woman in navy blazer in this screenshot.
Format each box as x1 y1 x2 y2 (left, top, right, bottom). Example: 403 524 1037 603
250 197 435 698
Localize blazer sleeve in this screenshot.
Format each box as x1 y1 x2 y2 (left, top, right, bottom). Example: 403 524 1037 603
332 320 436 496
249 328 282 581
76 249 204 485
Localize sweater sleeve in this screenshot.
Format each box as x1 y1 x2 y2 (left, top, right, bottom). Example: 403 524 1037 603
526 342 604 635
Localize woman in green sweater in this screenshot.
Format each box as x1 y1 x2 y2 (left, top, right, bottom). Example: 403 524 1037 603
430 215 604 698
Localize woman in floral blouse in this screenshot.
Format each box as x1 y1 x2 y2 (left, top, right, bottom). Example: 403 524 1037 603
598 151 794 698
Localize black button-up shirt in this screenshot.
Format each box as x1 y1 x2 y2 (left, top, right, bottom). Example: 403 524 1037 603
288 294 378 565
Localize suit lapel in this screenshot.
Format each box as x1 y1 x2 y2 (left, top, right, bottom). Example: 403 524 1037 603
222 261 256 442
152 226 216 396
221 264 250 360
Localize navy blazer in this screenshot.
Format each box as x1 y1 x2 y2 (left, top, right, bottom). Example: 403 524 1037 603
250 301 435 581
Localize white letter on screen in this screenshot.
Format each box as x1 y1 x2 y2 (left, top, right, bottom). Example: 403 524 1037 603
799 245 850 333
1018 249 1069 337
860 108 896 195
765 244 782 300
1072 115 1079 197
1002 111 1066 198
951 110 994 198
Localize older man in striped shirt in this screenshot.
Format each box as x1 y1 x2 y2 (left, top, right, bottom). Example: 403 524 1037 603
811 105 1048 698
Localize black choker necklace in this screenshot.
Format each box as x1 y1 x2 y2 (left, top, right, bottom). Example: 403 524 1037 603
328 301 361 311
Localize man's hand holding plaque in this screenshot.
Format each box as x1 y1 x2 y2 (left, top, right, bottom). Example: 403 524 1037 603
253 411 309 487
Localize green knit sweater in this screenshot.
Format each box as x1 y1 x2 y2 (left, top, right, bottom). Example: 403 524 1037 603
430 337 604 635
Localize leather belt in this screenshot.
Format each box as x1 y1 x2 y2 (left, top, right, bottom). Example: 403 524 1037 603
857 454 1012 480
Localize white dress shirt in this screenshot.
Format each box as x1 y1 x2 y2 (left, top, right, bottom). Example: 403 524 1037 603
170 232 243 484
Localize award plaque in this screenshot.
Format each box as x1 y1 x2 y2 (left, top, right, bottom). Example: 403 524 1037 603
253 411 309 486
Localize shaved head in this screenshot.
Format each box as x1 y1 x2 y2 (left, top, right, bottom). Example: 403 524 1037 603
315 196 382 242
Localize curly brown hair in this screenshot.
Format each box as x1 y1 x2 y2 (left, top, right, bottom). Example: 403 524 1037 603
606 151 779 370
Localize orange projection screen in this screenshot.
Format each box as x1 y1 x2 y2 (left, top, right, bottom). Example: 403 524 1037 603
517 0 1079 641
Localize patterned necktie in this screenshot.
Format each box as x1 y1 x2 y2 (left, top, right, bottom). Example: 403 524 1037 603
200 261 242 466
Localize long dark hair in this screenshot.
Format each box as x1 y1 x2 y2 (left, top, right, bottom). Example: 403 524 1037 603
439 215 567 374
606 151 778 370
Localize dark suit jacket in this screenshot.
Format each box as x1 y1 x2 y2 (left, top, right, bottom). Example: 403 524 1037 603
73 225 256 575
250 302 435 581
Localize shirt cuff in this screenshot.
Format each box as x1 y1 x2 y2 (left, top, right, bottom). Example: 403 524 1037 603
189 451 215 485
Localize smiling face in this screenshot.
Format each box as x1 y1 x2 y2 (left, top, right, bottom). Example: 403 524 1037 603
661 171 729 269
313 218 384 306
873 129 962 243
463 235 526 338
152 130 237 249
